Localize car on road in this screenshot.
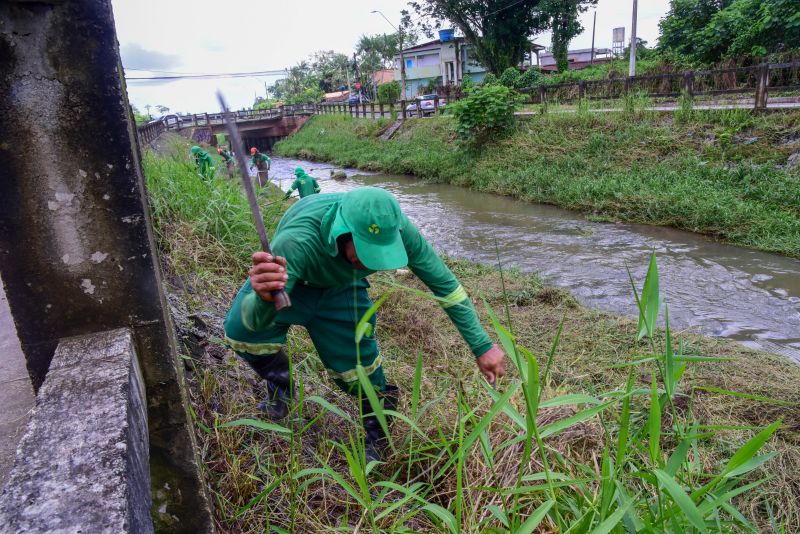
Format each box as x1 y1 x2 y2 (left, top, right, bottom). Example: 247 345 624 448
405 94 446 116
347 94 371 105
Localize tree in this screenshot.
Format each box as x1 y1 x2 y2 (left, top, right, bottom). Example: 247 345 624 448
658 0 799 64
144 104 152 118
409 0 595 75
155 104 170 116
548 0 595 72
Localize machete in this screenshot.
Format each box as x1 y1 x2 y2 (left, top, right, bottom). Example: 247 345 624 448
217 91 291 310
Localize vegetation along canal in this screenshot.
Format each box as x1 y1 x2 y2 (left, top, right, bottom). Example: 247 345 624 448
270 157 800 362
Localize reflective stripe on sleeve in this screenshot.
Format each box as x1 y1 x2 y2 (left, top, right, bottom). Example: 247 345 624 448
439 285 468 309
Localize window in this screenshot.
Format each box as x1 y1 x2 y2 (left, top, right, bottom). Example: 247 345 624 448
405 58 414 69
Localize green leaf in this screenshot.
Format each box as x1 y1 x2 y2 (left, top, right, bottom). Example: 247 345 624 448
423 504 458 534
647 371 662 466
305 395 351 421
721 420 781 477
654 469 708 533
219 418 291 435
355 289 396 342
589 495 635 534
516 499 554 534
539 398 619 439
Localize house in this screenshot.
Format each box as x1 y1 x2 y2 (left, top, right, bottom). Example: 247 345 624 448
372 69 394 85
393 33 545 98
538 48 613 71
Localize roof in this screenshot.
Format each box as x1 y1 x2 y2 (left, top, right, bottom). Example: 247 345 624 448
399 37 545 56
373 69 394 84
539 47 613 58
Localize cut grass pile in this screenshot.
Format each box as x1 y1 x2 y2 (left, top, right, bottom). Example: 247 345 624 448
144 141 800 532
274 111 800 257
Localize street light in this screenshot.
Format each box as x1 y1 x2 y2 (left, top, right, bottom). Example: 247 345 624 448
371 10 407 100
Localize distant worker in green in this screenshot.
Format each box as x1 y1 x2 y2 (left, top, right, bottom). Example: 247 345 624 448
218 147 235 179
284 167 321 199
190 145 215 179
223 187 506 460
250 147 271 187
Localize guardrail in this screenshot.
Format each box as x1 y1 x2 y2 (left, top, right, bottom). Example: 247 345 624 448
316 97 446 119
520 61 800 110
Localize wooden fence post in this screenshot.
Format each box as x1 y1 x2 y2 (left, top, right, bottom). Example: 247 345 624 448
754 63 769 110
401 100 407 119
578 80 586 100
362 102 367 117
683 70 694 99
433 96 439 114
538 86 547 113
370 102 375 118
379 102 384 117
204 112 209 125
623 78 630 97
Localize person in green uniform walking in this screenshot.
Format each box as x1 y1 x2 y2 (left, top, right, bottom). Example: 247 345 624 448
224 187 506 460
283 167 321 199
218 146 235 179
190 145 215 179
250 147 271 187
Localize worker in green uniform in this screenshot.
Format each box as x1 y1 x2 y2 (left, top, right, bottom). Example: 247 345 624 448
283 167 321 199
224 187 506 460
250 147 271 187
191 145 215 179
218 147 235 179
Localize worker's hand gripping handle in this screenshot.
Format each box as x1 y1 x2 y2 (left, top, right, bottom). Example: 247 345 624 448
217 91 291 311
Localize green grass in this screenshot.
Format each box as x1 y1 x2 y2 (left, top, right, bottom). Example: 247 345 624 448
274 112 800 257
143 143 800 532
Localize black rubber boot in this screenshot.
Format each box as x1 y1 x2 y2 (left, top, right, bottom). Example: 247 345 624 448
247 349 292 421
361 385 399 462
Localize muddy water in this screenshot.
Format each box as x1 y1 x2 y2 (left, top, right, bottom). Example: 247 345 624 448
269 158 800 362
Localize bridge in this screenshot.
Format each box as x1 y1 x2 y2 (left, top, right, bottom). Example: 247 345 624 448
137 104 317 149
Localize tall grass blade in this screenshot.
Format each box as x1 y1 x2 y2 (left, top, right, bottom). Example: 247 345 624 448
219 418 291 435
654 469 708 533
356 366 395 453
516 499 555 534
647 371 662 466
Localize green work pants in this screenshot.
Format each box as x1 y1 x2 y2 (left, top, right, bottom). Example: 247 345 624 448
233 280 385 393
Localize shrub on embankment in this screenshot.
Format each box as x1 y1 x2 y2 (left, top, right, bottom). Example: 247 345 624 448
141 143 800 532
274 112 800 257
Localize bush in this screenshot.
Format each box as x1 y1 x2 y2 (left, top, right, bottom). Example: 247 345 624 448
460 76 477 95
499 67 522 88
518 67 543 89
377 81 401 103
482 72 499 86
449 84 516 149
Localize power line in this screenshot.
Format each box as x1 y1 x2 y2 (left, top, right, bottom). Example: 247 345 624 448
125 68 288 81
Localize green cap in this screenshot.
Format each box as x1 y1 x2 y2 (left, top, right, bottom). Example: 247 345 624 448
294 167 305 177
191 146 201 154
339 187 407 271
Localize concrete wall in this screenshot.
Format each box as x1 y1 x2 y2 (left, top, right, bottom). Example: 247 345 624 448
0 329 152 533
0 2 212 531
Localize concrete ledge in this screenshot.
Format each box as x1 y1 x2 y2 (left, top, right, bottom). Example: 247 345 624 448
0 328 152 533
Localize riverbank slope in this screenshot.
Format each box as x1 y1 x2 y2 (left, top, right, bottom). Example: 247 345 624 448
144 137 800 532
274 112 800 257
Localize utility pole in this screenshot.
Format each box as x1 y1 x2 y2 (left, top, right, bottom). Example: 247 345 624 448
372 10 406 99
629 0 638 77
590 11 597 65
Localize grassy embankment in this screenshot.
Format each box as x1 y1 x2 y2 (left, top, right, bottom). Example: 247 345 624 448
274 110 800 257
145 135 800 532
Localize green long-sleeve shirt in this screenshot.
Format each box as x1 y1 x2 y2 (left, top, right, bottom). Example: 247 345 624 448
251 153 271 170
224 192 493 357
194 150 215 178
284 174 321 199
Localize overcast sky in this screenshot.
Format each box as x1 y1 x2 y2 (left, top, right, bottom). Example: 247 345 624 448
112 0 671 115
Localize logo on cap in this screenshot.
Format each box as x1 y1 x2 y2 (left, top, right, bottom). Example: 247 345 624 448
368 223 380 234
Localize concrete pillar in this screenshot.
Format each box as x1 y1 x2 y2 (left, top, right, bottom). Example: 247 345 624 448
0 2 212 531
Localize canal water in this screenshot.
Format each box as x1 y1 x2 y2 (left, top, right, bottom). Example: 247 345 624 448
268 158 800 362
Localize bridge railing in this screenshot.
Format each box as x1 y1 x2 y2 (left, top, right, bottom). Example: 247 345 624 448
136 104 317 145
